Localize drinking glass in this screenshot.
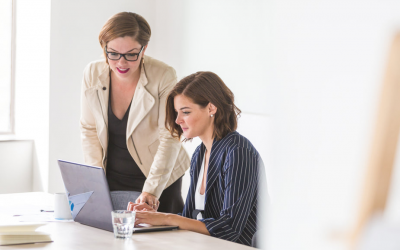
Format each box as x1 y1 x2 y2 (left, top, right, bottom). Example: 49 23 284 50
111 210 136 239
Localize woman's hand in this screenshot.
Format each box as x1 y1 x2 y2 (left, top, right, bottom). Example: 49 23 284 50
127 202 170 226
127 205 210 236
127 202 155 212
134 211 171 226
135 192 160 211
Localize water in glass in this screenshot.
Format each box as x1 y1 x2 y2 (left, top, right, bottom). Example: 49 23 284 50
111 210 136 239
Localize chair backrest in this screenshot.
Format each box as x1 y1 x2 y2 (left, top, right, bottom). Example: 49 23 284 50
251 230 258 248
110 191 141 210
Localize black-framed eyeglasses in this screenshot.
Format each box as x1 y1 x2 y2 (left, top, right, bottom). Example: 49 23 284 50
105 45 144 62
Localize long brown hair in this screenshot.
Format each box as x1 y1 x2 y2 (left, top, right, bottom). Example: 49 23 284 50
98 12 151 64
165 71 241 141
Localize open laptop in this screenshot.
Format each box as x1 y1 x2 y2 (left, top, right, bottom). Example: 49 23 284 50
57 160 178 233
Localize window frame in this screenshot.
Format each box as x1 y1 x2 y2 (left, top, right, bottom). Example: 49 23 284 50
0 0 16 135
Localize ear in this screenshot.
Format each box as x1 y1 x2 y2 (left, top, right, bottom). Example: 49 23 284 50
142 45 148 55
208 103 217 116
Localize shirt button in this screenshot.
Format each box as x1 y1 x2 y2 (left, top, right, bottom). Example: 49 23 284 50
102 87 106 90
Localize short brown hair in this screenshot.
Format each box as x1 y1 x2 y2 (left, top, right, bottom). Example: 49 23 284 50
98 12 151 64
165 72 241 141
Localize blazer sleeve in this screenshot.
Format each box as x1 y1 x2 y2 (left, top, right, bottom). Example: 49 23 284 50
200 147 259 242
142 67 182 198
80 63 104 168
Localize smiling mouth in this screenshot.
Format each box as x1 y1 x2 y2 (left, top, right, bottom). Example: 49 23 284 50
117 67 130 74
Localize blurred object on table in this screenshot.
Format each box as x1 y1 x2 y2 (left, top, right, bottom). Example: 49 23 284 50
351 32 400 249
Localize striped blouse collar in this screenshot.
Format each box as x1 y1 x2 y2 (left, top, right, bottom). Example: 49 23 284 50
196 131 238 203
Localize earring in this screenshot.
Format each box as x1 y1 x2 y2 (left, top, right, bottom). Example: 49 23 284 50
210 114 214 117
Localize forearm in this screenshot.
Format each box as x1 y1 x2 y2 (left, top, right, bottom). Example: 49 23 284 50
166 214 210 236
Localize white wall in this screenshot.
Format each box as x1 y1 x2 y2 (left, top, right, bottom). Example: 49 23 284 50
0 140 33 194
267 1 400 250
149 1 270 114
0 0 13 132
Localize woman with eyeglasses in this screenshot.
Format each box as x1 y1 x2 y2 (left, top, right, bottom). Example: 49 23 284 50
128 71 266 247
80 12 190 213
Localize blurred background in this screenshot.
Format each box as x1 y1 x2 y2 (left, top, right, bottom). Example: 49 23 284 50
1 0 400 249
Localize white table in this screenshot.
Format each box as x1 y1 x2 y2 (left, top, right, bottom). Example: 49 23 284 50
0 192 254 250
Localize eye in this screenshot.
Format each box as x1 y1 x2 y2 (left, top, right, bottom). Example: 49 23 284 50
110 52 119 56
183 112 190 115
127 53 138 57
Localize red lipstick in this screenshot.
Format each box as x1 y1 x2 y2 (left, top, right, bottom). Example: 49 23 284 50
116 67 130 74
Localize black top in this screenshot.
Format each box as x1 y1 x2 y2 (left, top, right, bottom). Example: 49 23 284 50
106 81 146 192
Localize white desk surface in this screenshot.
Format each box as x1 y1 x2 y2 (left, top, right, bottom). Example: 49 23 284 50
0 192 254 250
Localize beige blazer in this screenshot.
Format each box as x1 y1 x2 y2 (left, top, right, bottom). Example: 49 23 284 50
80 56 190 198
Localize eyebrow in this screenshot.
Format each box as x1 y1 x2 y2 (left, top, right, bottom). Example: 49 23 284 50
107 47 139 53
174 107 190 112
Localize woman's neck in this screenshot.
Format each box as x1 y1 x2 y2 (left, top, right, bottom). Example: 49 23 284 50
199 126 215 154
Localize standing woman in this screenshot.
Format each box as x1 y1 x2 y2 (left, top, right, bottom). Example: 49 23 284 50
128 71 266 246
80 12 190 213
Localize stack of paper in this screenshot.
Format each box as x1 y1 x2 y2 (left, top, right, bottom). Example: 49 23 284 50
0 223 52 246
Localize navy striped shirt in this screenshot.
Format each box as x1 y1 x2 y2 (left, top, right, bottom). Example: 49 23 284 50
181 131 265 246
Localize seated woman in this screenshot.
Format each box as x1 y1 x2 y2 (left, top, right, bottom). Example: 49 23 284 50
128 71 265 246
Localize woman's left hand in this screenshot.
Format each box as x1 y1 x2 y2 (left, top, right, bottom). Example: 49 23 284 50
135 192 160 211
127 202 155 212
135 211 170 226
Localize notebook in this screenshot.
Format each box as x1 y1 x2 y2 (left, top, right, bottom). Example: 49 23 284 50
0 223 52 246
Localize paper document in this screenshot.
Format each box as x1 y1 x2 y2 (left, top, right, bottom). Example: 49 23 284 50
16 213 73 223
68 191 94 219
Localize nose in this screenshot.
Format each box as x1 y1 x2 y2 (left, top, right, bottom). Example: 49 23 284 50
114 55 129 65
119 56 128 63
175 113 183 125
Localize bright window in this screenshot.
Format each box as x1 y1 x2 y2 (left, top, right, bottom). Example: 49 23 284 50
0 0 14 134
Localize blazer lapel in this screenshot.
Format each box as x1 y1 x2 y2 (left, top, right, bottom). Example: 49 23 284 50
84 65 110 153
126 63 155 139
205 138 223 204
194 144 205 185
96 67 110 127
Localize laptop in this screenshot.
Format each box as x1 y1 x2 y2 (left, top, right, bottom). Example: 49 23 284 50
57 160 178 233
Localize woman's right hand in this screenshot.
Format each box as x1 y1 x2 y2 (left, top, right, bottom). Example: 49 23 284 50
127 202 156 212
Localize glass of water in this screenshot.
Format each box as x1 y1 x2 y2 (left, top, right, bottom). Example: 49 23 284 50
111 210 136 239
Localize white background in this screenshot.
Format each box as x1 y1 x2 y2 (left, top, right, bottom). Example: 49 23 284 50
1 0 400 249
0 0 12 132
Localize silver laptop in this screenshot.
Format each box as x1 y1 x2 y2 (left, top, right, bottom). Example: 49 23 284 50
57 160 178 233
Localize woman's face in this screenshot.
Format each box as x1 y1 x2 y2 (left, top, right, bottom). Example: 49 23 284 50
106 36 146 81
174 94 215 139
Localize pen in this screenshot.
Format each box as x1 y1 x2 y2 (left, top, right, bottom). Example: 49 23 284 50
12 210 54 216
